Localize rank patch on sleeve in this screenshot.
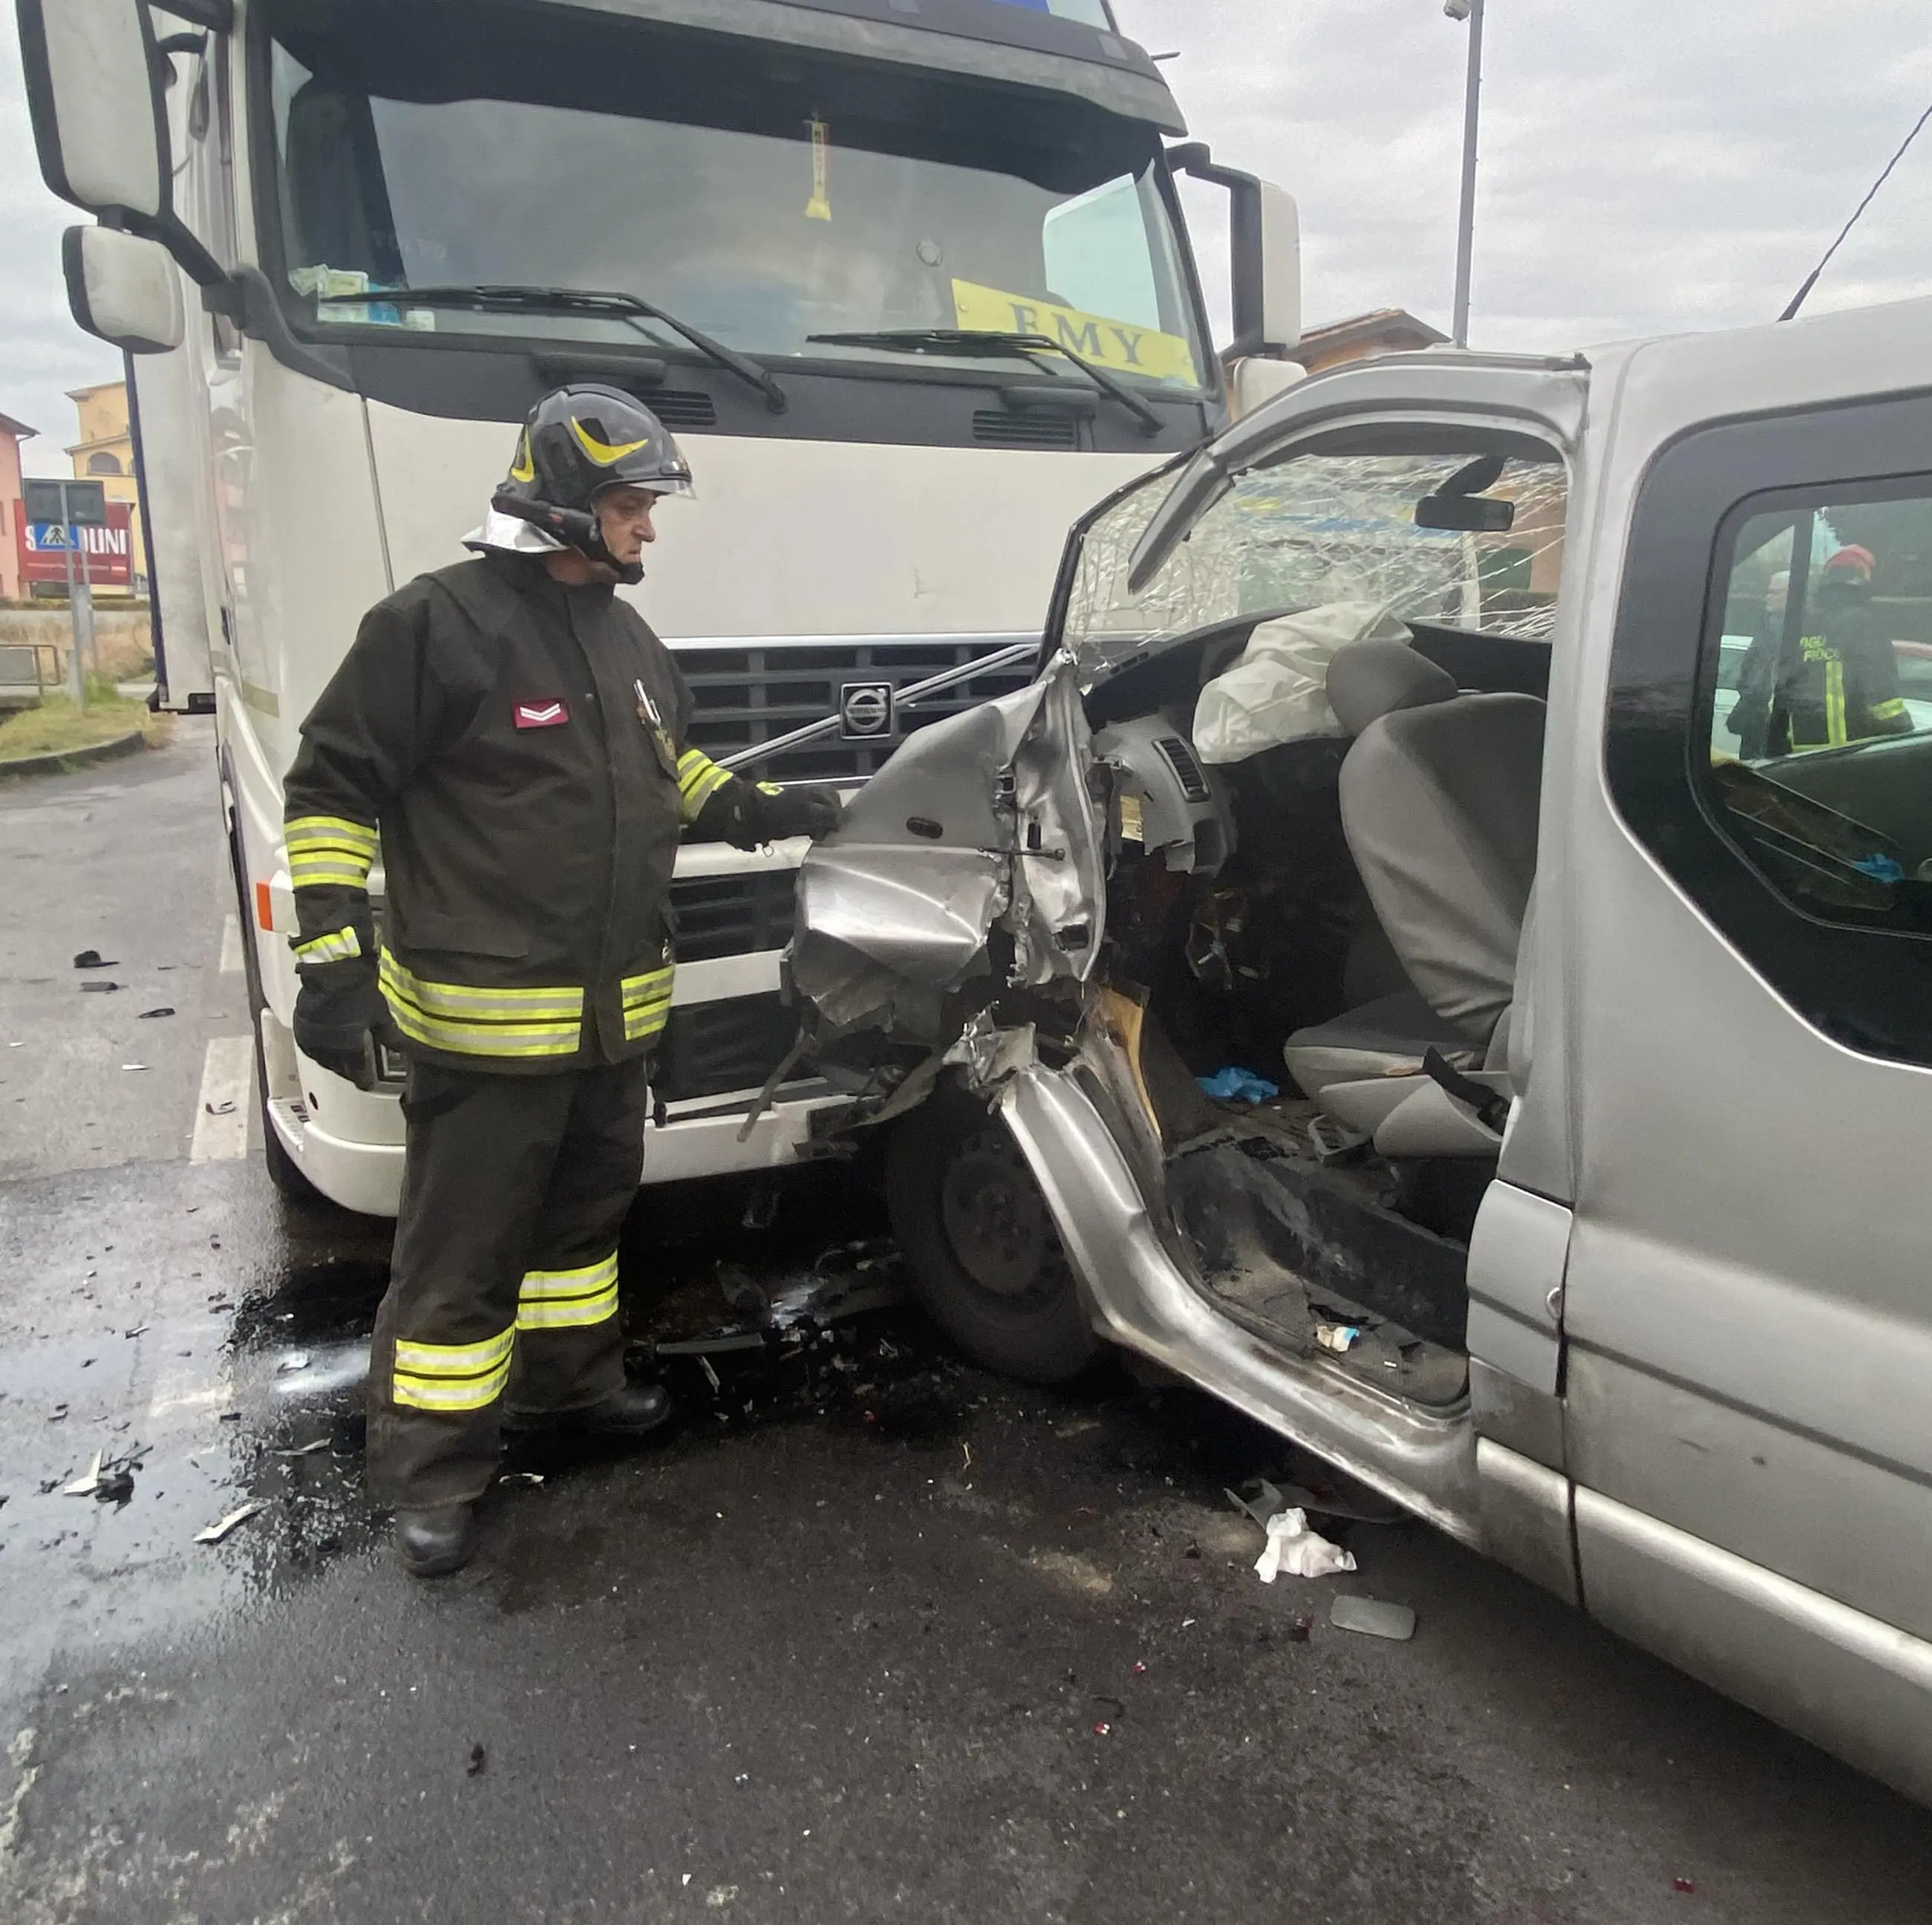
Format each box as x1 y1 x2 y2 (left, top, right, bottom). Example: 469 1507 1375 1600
513 700 570 729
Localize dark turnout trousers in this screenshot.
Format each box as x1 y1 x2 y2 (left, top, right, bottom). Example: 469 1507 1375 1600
366 1058 649 1509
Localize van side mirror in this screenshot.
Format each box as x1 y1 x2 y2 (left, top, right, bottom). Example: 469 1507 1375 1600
18 0 170 221
1168 145 1302 357
63 225 183 353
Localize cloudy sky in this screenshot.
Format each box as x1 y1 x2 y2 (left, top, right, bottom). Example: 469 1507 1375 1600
1115 0 1932 354
2 0 1931 471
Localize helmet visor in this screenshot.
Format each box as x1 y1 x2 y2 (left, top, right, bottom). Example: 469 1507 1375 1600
595 467 695 505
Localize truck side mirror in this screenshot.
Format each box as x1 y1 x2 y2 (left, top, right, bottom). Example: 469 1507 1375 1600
1169 144 1302 358
18 0 232 290
18 0 171 222
63 225 183 354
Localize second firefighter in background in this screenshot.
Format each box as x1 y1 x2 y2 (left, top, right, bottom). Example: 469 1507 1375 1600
279 386 841 1577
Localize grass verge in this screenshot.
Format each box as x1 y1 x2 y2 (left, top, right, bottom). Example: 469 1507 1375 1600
0 677 168 764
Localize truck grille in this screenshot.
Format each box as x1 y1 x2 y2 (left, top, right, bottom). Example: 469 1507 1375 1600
668 870 797 961
654 994 800 1104
673 637 1037 784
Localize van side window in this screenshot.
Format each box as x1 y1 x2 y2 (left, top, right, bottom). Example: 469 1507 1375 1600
1702 488 1932 932
1605 391 1932 1069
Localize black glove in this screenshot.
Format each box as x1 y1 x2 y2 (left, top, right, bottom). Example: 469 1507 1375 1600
694 778 843 851
754 781 843 841
293 957 402 1091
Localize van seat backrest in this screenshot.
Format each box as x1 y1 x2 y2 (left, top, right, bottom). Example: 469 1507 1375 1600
1337 692 1546 1046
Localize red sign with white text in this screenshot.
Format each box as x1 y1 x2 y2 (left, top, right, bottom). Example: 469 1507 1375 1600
14 501 133 587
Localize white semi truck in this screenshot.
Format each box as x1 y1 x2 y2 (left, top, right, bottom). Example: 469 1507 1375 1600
19 0 1299 1213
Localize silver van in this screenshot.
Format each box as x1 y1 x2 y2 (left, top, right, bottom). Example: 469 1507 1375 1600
786 296 1932 1804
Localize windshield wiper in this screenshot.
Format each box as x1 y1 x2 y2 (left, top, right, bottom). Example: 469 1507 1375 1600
316 283 787 413
807 328 1163 436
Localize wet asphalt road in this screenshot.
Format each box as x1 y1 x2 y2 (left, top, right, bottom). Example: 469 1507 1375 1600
4 735 1931 1925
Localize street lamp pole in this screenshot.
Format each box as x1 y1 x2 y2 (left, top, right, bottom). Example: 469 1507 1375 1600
1448 0 1485 348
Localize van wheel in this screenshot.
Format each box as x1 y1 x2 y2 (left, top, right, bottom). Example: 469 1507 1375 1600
884 1085 1100 1385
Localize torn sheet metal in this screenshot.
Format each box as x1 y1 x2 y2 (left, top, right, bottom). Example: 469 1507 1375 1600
789 659 1104 1045
1007 659 1106 988
943 1014 1038 1094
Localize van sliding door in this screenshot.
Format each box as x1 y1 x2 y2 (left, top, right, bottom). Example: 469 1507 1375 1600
1566 382 1932 1801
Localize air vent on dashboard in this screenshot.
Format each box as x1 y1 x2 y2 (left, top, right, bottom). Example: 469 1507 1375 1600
971 409 1078 450
650 389 718 430
1155 735 1211 801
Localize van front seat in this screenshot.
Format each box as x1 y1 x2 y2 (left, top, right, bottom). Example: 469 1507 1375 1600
1282 640 1544 1155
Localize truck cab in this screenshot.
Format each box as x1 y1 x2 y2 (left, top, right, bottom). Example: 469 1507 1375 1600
786 294 1932 1804
22 0 1296 1212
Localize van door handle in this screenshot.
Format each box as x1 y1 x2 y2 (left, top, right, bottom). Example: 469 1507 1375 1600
1545 1284 1565 1324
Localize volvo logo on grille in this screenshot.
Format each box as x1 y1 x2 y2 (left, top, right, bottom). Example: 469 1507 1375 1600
839 680 895 740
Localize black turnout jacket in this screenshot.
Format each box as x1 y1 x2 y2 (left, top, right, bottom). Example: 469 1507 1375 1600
282 552 751 1072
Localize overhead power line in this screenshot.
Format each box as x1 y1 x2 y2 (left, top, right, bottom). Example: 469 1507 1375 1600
1780 97 1932 322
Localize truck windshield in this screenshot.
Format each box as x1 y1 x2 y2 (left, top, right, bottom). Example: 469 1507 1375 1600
262 1 1207 392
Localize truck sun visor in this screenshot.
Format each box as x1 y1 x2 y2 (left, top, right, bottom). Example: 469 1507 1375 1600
550 0 1187 134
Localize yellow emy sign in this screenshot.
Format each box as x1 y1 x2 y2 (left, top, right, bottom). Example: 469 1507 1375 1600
950 280 1198 385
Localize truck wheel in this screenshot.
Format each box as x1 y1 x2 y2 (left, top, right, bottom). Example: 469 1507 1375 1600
884 1084 1100 1385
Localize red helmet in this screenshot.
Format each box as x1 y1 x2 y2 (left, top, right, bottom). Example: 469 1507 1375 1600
1824 544 1876 580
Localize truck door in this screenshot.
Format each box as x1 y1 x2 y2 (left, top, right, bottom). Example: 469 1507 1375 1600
1561 337 1932 1798
134 25 239 714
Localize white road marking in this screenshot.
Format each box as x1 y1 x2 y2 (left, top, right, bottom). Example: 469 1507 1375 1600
189 1035 254 1162
218 913 244 975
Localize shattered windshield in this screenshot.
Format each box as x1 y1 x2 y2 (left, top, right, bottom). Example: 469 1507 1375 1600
1064 445 1570 675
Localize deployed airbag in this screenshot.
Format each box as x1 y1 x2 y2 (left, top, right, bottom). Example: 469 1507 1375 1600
1191 602 1409 766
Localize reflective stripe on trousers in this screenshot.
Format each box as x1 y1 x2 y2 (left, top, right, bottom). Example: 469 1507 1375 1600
393 1327 515 1412
516 1252 620 1331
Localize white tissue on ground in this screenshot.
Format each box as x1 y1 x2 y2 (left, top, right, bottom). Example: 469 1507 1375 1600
1254 1507 1357 1583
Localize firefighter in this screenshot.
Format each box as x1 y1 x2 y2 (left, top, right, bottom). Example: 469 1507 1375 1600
1743 544 1912 757
281 386 841 1577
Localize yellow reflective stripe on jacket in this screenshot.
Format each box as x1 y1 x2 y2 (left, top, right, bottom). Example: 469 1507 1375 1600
380 951 584 1059
392 1326 514 1412
290 856 375 889
676 748 732 824
1871 696 1908 722
1825 659 1847 746
293 925 363 964
516 1253 620 1332
380 954 584 1021
286 815 378 889
621 964 675 1042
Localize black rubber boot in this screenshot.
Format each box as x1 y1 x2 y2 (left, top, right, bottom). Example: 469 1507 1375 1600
506 1380 673 1438
569 1380 673 1436
395 1502 477 1578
